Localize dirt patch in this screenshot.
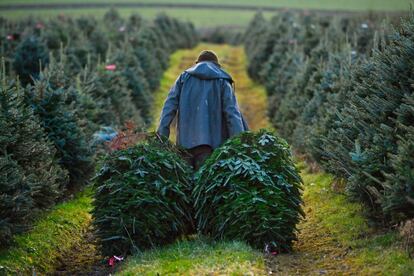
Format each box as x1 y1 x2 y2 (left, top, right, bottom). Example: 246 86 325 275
53 223 118 275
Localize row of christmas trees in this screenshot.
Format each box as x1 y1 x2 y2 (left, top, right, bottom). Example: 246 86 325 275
244 11 413 224
0 9 198 248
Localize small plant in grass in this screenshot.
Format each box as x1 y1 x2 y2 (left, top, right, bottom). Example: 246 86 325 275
193 130 304 252
92 131 194 256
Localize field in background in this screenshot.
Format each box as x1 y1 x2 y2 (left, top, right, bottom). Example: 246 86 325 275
0 8 275 28
1 0 412 28
0 0 413 11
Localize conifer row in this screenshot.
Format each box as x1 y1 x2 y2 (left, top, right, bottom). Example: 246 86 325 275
0 9 198 248
244 11 413 223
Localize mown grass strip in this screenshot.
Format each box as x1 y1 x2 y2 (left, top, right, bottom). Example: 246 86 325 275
0 0 412 11
117 237 266 275
274 162 414 275
0 186 93 274
151 43 270 133
1 8 274 29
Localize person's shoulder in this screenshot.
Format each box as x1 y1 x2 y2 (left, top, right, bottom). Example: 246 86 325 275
175 71 190 84
179 71 192 81
219 77 233 85
217 67 233 82
219 78 234 92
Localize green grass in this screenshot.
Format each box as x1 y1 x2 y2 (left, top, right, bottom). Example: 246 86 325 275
0 186 93 274
0 0 412 28
293 164 414 275
116 237 266 275
0 8 275 28
299 165 369 244
0 0 413 11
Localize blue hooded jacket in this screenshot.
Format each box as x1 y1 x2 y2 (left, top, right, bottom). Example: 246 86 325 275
157 61 249 149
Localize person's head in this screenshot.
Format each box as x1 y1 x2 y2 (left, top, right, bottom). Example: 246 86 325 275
195 50 220 67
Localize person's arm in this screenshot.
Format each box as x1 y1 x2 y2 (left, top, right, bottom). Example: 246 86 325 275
222 80 246 137
157 74 183 138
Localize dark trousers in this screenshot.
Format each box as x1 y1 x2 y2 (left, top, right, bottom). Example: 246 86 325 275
186 145 213 171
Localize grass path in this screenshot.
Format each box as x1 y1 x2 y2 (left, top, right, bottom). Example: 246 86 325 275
120 43 272 275
121 43 414 275
0 187 97 274
151 43 269 133
122 43 272 275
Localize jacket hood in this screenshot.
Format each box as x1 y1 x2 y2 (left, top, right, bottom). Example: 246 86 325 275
185 61 233 83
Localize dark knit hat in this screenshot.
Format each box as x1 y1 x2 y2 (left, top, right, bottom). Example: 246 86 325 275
196 50 220 66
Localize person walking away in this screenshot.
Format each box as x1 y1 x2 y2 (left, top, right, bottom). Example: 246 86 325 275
157 50 248 170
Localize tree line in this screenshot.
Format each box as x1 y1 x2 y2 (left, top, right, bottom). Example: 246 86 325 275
0 9 198 248
243 11 413 224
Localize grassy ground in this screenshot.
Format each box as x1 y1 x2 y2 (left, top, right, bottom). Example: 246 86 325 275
121 43 414 275
272 164 414 275
0 186 94 274
0 8 275 28
118 238 266 275
0 0 412 11
1 0 411 28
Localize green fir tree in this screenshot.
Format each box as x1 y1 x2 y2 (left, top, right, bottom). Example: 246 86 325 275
0 64 67 246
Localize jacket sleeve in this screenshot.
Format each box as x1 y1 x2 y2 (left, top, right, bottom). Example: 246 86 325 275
157 73 183 138
222 80 246 137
